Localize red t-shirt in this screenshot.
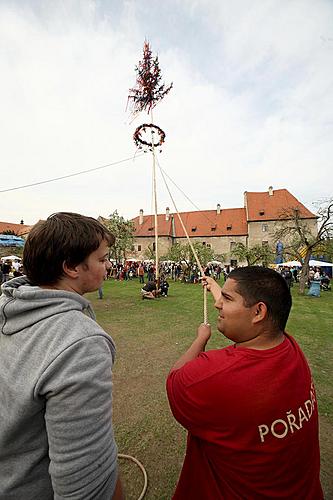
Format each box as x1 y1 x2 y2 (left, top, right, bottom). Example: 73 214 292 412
166 334 323 499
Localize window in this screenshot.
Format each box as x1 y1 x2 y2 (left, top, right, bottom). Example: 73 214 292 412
202 242 206 246
153 242 156 251
148 227 154 231
206 243 211 248
138 245 141 251
230 241 236 251
262 241 269 247
262 224 268 232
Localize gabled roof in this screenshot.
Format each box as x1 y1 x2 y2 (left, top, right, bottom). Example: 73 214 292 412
0 221 32 236
132 213 173 237
132 208 248 238
245 189 316 221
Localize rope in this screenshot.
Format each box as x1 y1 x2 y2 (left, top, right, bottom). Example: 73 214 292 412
0 153 145 193
158 165 219 228
118 453 148 500
158 160 208 324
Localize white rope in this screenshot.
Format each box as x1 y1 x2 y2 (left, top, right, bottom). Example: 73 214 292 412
158 161 208 324
118 453 148 500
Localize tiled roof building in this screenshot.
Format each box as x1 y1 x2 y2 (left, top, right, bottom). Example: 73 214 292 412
0 221 32 237
130 187 317 264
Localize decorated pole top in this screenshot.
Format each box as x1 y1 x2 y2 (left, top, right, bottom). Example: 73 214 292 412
128 40 173 118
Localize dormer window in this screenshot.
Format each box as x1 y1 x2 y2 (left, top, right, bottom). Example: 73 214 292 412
148 227 154 231
211 225 217 231
191 226 197 232
259 209 265 216
227 224 232 230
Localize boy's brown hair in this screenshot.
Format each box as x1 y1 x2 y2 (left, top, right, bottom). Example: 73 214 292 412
23 212 114 285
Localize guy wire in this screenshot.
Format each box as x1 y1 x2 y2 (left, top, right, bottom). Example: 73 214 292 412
157 159 208 324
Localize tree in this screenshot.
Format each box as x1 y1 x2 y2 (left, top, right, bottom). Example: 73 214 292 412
162 241 215 279
230 243 274 267
143 244 155 261
317 238 333 262
103 211 135 263
273 198 333 293
2 229 18 236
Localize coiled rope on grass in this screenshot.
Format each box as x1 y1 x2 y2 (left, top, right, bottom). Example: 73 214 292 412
118 453 148 500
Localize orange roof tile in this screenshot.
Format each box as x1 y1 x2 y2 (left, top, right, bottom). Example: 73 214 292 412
0 221 32 236
245 189 316 221
132 208 248 237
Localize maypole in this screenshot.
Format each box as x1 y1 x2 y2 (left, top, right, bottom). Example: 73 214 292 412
128 40 172 283
150 110 159 280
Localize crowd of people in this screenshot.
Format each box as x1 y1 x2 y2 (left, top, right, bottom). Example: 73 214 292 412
102 260 231 301
0 258 23 284
278 265 331 290
0 213 325 499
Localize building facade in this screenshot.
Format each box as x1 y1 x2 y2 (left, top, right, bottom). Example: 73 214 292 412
0 221 32 258
129 187 317 264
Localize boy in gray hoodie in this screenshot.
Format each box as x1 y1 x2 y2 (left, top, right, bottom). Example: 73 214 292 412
0 212 123 499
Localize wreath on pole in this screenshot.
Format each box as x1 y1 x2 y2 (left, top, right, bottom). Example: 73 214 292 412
133 123 166 151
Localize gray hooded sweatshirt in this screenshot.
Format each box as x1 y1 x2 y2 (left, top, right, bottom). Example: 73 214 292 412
0 277 118 499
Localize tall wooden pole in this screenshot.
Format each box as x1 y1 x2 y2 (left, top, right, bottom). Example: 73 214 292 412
150 110 159 282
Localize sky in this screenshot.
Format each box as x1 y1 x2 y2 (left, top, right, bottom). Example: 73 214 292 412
1 0 332 225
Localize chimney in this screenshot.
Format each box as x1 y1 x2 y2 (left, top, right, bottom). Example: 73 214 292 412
139 209 144 225
268 186 273 196
20 219 24 225
244 191 248 219
166 207 170 221
216 203 221 215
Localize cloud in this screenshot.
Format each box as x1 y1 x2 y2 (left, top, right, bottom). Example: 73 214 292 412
0 0 332 224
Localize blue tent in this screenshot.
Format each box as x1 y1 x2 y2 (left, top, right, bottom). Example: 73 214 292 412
0 234 25 248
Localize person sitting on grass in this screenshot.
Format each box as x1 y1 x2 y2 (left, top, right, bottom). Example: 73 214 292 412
160 275 170 297
166 266 322 500
141 279 160 299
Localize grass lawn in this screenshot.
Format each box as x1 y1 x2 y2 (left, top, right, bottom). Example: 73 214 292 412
87 278 333 499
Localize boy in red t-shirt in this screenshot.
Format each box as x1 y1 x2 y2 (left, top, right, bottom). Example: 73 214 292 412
167 266 323 499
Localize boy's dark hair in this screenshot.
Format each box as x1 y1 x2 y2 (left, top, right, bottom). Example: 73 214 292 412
23 212 115 285
228 266 292 331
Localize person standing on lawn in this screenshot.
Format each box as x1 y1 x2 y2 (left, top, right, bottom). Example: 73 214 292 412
0 212 123 500
167 266 323 499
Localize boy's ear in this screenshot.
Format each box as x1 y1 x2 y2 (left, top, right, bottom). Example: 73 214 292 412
252 302 268 324
62 261 80 279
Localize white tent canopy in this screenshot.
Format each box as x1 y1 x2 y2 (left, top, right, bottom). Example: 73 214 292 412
277 259 333 268
309 259 333 267
276 260 302 267
0 255 22 262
